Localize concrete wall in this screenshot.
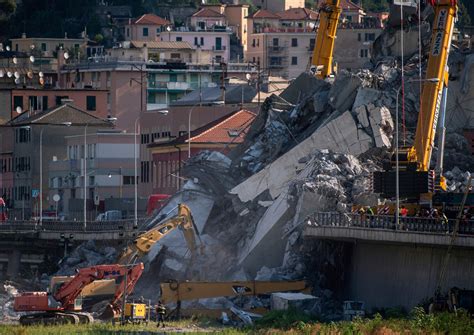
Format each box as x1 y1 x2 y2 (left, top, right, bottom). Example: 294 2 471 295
348 242 474 311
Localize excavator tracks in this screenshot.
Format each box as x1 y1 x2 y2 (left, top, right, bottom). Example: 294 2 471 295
19 312 93 326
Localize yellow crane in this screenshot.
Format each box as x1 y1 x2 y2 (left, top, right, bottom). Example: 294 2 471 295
310 0 342 79
373 0 457 199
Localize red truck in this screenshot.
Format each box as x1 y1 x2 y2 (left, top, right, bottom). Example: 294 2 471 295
146 194 171 216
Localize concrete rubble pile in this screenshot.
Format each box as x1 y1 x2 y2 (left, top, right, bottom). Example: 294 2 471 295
0 284 20 321
56 240 117 276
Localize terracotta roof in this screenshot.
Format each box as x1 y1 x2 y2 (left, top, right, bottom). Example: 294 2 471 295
189 109 256 144
133 14 170 26
8 104 112 127
249 9 280 19
277 8 319 20
192 8 225 18
149 109 256 148
340 0 363 11
130 41 193 50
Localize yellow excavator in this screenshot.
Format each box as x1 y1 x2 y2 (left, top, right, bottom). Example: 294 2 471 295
52 204 201 313
118 203 201 264
373 0 457 200
310 0 342 79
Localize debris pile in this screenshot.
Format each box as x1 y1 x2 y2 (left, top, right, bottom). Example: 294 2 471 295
56 240 117 276
0 284 19 322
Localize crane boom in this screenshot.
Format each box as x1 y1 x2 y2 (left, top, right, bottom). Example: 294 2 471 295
311 0 342 79
411 0 456 171
373 0 457 199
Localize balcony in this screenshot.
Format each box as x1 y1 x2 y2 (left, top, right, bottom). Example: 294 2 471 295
212 45 227 52
148 81 191 91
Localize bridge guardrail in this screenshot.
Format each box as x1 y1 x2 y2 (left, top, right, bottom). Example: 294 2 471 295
306 212 474 235
0 219 148 233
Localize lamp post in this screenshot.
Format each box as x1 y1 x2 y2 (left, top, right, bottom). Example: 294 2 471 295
133 109 168 227
39 122 71 227
83 123 88 230
187 101 224 158
394 77 439 226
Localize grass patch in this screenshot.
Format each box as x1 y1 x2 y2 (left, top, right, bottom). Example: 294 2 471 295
1 309 473 334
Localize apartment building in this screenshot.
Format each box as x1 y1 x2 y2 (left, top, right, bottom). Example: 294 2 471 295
3 103 112 219
125 14 171 41
254 0 305 12
195 4 250 51
48 130 136 218
245 5 383 78
2 88 108 121
10 34 87 56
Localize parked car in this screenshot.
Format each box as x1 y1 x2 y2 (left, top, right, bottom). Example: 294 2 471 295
95 210 122 222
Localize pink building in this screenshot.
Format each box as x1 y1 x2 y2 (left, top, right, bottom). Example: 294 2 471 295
125 14 171 41
0 127 14 208
6 88 108 121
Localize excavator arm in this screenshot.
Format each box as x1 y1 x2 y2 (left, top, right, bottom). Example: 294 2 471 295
118 204 201 264
310 0 341 79
53 263 144 310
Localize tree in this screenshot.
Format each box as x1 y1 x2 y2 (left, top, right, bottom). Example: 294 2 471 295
0 0 16 17
457 1 472 30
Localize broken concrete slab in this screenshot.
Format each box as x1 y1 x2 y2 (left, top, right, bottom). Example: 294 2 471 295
230 110 372 202
328 71 364 112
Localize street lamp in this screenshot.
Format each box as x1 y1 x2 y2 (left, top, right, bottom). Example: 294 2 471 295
83 116 116 230
133 109 168 227
187 101 224 158
394 77 439 226
39 122 71 227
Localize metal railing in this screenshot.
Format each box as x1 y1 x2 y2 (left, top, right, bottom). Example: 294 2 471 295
306 212 474 235
0 218 148 234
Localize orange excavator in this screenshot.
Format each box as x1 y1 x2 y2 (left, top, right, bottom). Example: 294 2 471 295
14 263 144 325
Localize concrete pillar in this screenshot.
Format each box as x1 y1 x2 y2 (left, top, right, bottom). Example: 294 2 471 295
7 249 21 279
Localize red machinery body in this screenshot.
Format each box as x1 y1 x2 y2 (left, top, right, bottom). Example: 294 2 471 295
14 263 144 315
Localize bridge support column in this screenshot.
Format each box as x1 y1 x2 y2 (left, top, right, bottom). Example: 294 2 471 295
7 249 21 279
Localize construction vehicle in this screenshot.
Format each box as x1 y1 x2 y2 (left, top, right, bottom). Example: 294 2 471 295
310 0 342 79
49 204 200 312
373 0 457 200
159 280 311 317
14 263 144 325
118 203 201 264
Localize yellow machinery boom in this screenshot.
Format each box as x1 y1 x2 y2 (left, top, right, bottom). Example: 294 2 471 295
410 0 456 173
160 280 310 305
118 203 200 264
310 0 341 79
373 0 456 199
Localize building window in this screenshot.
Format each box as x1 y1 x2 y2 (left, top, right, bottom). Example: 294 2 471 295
360 49 369 58
143 27 149 36
194 37 198 46
291 56 298 65
365 33 375 41
309 38 315 50
126 28 130 37
272 38 279 47
55 95 69 106
123 176 136 185
13 96 23 111
358 33 361 41
41 43 47 51
200 37 204 46
86 96 96 111
176 36 182 41
291 38 298 47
